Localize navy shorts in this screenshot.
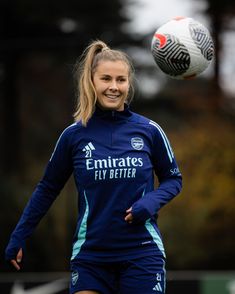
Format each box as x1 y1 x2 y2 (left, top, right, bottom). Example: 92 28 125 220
70 255 166 294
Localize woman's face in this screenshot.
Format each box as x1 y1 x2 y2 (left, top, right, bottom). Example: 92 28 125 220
92 60 130 111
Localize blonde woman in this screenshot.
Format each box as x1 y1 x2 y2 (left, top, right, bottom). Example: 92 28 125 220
6 40 182 294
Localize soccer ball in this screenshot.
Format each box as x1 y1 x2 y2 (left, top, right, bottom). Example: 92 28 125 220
151 16 214 79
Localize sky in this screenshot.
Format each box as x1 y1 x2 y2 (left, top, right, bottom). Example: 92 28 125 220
125 0 207 34
125 0 235 97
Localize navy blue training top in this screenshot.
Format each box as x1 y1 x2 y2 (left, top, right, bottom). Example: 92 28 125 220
5 105 182 262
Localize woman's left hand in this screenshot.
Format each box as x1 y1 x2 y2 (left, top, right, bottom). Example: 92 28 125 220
125 208 133 224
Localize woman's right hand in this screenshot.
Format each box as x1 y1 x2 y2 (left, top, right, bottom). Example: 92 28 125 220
10 248 23 271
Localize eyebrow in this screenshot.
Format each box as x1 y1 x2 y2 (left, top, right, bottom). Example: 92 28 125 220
100 74 128 78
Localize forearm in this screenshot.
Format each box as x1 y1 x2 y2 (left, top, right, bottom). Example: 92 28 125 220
5 181 59 260
131 176 182 223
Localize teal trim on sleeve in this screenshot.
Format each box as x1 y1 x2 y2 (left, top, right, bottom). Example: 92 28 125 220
141 189 166 258
149 120 174 163
71 191 89 260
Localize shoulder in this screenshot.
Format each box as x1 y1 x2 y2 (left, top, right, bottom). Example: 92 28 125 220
56 121 84 144
62 121 83 135
129 111 150 125
129 111 163 133
50 122 83 158
129 111 170 141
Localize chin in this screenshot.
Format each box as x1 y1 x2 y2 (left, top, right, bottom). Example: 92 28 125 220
99 102 123 111
108 105 123 111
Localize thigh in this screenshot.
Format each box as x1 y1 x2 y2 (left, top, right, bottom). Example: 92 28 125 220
120 255 166 294
70 260 119 294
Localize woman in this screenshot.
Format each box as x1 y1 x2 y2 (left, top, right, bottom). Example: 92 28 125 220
5 40 182 294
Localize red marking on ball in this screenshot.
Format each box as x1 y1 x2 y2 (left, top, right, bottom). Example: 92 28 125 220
173 16 186 21
154 33 167 48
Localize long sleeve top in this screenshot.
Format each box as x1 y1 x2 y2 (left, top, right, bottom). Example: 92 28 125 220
5 105 182 262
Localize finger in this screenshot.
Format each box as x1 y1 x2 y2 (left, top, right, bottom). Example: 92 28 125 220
16 248 23 263
10 259 21 271
10 248 23 271
126 207 132 213
124 213 133 223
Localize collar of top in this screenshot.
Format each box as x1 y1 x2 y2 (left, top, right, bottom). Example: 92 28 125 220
93 103 132 121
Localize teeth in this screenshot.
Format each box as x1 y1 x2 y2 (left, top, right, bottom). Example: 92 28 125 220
106 95 119 99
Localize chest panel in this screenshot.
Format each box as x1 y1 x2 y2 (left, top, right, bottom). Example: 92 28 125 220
72 122 154 187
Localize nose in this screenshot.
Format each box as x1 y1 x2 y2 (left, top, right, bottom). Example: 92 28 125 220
109 80 118 91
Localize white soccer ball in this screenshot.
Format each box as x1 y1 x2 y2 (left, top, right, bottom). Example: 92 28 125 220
151 16 214 79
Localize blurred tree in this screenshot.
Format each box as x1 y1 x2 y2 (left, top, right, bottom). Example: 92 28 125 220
0 0 132 175
196 0 235 107
157 109 235 270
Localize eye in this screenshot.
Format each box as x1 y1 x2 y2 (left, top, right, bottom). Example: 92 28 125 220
118 77 127 82
101 76 110 81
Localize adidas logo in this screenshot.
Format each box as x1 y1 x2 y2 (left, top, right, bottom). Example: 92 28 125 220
83 142 95 158
153 282 162 292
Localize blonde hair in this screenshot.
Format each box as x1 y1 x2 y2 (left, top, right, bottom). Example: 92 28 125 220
73 40 135 126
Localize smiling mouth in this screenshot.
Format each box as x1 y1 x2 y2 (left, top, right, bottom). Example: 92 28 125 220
105 94 120 100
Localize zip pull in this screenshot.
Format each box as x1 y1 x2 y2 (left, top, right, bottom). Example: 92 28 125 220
112 110 115 118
